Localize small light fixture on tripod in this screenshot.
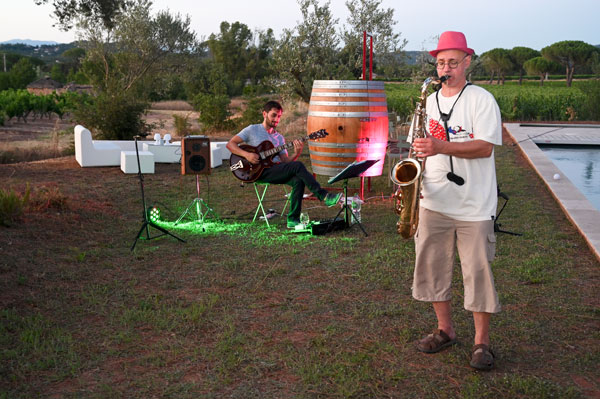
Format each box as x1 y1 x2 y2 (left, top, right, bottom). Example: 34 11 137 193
147 206 161 223
130 135 185 251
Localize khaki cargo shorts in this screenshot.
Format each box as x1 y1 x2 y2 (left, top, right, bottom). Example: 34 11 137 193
412 207 501 313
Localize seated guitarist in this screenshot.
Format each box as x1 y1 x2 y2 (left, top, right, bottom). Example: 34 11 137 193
226 100 342 228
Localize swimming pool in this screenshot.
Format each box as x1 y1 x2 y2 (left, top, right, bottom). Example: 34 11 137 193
538 145 600 212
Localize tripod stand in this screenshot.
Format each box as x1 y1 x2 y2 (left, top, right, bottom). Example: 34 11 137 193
130 136 185 251
327 160 379 237
175 174 218 225
493 187 522 236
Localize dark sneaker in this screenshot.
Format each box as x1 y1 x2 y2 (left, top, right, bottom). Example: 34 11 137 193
324 192 342 207
287 220 301 229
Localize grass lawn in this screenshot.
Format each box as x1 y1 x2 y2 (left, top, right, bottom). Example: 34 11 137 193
0 127 598 398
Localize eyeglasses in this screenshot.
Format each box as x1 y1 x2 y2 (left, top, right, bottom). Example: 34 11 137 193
436 55 469 69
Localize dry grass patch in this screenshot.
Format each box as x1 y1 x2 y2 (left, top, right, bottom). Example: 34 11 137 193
150 101 194 111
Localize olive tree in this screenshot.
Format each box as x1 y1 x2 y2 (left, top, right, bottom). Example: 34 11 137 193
74 0 199 139
270 0 341 103
341 0 406 79
34 0 135 30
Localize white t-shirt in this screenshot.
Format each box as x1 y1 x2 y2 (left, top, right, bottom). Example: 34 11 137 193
416 84 502 221
236 124 288 163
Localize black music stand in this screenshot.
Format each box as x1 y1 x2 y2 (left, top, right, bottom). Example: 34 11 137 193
130 136 185 251
327 160 379 236
494 186 522 236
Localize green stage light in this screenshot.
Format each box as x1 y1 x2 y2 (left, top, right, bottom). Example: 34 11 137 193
147 206 161 223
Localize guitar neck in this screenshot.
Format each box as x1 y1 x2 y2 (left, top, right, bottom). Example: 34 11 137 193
262 135 311 158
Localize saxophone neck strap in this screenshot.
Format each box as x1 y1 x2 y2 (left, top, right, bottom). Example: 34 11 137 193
435 82 471 187
436 82 472 126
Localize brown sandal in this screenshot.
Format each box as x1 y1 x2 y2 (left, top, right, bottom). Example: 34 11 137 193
470 344 495 371
416 329 457 353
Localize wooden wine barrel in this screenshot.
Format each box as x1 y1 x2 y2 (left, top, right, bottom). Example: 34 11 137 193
307 80 389 177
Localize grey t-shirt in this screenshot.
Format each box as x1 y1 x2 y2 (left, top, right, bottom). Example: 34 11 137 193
236 124 287 163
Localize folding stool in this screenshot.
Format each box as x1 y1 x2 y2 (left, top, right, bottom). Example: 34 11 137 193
252 183 290 227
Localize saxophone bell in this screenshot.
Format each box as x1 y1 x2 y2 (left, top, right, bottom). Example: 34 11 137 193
389 158 422 187
389 75 444 239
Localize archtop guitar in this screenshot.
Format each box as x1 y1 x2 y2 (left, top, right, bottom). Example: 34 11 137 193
229 129 328 182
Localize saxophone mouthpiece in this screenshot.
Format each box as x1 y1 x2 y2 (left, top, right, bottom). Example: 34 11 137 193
439 75 450 83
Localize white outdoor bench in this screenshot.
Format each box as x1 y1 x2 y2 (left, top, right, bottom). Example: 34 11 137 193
75 125 231 172
143 142 182 163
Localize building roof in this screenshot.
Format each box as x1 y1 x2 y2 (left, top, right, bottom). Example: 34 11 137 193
63 82 93 92
27 77 63 89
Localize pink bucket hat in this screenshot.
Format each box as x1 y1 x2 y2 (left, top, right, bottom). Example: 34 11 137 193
429 31 474 57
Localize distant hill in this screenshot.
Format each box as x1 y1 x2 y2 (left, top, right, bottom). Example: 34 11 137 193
1 39 60 47
0 40 427 64
404 50 430 65
0 42 77 62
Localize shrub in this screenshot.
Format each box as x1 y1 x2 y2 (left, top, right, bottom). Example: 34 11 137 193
71 92 151 140
232 96 265 131
242 84 271 97
579 79 600 120
28 185 68 212
172 113 192 136
0 185 30 227
192 93 233 131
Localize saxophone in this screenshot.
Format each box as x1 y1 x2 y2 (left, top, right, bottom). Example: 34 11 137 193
390 75 449 238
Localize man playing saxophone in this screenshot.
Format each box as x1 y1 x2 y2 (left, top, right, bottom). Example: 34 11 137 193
409 31 502 371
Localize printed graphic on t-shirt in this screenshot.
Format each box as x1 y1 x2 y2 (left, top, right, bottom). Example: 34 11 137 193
428 119 474 141
429 119 447 141
448 125 463 134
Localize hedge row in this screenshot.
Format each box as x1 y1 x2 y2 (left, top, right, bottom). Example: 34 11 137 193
385 80 600 122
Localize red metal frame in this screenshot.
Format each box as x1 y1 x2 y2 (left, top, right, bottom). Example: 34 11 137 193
361 31 375 199
362 31 374 81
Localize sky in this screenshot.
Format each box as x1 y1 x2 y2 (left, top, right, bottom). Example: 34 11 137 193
0 0 598 53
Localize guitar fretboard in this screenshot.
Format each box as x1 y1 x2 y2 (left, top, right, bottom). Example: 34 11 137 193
261 135 311 159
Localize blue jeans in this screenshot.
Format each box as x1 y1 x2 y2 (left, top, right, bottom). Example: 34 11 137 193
257 161 327 223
